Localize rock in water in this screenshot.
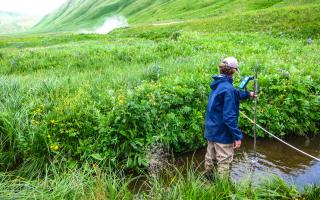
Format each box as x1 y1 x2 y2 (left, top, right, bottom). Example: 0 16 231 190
147 143 170 177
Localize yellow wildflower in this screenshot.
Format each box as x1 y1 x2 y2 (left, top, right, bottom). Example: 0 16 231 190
50 144 59 151
50 119 58 125
53 145 59 151
31 120 39 125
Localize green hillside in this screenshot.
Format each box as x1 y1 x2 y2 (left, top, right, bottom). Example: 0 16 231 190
116 4 320 39
32 0 320 34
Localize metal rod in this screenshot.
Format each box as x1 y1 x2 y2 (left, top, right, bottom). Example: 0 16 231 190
253 69 258 159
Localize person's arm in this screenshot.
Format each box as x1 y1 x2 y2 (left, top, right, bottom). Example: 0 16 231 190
238 90 250 100
223 90 243 143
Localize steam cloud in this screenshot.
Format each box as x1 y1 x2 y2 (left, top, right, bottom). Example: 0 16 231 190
81 15 128 34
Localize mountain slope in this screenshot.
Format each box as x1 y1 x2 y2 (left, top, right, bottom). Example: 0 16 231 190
32 0 320 33
116 4 320 39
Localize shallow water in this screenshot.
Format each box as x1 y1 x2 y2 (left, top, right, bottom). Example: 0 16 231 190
176 135 320 188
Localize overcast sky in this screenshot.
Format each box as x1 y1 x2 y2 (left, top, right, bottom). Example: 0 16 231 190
0 0 67 16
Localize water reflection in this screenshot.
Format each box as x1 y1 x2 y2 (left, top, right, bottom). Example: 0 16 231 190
176 135 320 188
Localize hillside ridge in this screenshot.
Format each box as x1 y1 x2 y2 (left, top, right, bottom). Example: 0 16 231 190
32 0 320 33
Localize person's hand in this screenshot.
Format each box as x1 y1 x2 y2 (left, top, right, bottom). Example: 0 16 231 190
233 140 241 149
250 92 257 99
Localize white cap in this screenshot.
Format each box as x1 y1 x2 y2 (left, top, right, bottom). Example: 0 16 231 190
223 57 239 71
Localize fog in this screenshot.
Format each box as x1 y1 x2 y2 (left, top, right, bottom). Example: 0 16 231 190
81 16 128 34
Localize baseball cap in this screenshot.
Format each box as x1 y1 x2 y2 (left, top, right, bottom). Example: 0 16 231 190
222 57 239 71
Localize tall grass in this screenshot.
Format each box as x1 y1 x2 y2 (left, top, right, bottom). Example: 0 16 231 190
0 162 318 200
0 161 135 200
303 185 320 200
1 1 319 197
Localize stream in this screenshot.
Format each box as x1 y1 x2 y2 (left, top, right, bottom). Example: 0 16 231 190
176 135 320 188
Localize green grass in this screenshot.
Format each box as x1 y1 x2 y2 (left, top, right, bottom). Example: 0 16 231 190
0 164 133 199
0 1 319 198
0 163 318 200
0 30 319 171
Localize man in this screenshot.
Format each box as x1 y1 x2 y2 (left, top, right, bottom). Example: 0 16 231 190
204 57 254 179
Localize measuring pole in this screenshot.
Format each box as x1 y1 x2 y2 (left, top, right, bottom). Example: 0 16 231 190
253 68 258 160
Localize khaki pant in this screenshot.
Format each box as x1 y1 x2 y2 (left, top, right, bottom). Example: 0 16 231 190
205 141 234 177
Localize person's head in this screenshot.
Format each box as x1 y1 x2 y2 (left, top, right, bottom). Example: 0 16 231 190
219 57 239 77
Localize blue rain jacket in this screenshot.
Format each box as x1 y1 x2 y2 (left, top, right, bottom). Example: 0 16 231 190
205 75 250 144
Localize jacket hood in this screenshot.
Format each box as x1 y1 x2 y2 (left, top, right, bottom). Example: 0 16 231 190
210 75 233 90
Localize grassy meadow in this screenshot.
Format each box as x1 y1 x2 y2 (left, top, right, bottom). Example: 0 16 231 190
0 0 320 199
0 30 319 171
